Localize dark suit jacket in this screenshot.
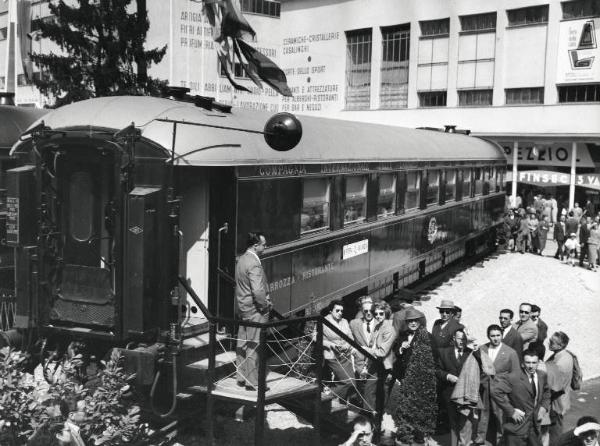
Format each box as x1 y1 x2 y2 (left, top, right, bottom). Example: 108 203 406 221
431 318 464 351
502 326 524 359
492 368 551 437
435 346 472 401
554 222 567 242
235 251 270 318
536 319 548 343
579 223 591 244
480 343 519 376
565 217 579 236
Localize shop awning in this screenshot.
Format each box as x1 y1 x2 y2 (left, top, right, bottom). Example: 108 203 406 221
505 170 600 191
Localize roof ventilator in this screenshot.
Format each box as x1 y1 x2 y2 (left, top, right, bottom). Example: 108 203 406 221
163 85 232 114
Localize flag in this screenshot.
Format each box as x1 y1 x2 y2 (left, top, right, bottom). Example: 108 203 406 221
17 0 33 81
200 0 292 97
237 39 292 97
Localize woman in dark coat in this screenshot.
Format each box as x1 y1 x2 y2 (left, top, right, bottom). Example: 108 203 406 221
383 308 438 445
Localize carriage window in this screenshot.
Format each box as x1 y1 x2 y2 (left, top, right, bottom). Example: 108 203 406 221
405 171 420 210
462 168 472 197
378 173 396 217
489 167 497 193
69 171 94 242
344 175 367 224
301 178 330 234
445 169 456 201
426 170 440 205
498 168 505 191
474 168 483 195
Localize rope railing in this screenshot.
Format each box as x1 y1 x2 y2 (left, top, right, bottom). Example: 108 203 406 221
177 276 387 446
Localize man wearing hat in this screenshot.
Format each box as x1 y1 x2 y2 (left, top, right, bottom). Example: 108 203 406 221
558 417 600 446
431 299 464 353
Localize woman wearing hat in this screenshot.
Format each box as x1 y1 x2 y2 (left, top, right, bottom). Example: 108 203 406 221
381 308 437 446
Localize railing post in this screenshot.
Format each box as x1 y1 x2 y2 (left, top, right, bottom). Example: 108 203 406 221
314 319 323 445
255 327 267 445
206 321 217 445
376 362 386 425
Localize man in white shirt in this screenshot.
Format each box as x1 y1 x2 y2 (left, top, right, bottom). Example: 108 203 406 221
477 325 520 445
499 309 524 358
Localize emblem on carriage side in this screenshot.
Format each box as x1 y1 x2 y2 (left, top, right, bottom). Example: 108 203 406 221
427 217 438 244
129 226 143 235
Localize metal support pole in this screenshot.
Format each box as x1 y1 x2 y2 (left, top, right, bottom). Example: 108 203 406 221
255 328 267 445
314 320 323 445
206 322 217 446
376 364 385 424
569 141 577 212
512 140 518 206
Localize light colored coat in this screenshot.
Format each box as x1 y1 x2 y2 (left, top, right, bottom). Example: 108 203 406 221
545 349 573 416
235 251 270 318
513 319 538 350
366 319 397 370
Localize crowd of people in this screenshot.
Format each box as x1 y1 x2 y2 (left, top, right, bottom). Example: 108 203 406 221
502 195 600 271
324 297 585 446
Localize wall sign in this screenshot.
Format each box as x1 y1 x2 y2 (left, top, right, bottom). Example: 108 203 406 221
499 142 595 168
342 239 369 260
6 197 19 244
556 18 600 83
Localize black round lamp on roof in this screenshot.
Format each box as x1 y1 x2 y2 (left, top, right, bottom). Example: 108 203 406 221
264 112 302 152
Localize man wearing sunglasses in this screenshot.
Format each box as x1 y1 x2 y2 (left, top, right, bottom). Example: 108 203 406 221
514 303 538 351
350 300 377 410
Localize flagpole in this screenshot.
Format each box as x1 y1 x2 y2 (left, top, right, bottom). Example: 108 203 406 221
4 0 17 95
169 0 174 86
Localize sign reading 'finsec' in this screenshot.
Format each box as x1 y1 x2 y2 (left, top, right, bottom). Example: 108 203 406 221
342 239 369 260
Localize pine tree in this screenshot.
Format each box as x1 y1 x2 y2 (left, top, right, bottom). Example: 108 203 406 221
30 0 167 107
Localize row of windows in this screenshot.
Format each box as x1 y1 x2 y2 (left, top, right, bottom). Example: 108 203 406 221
240 0 281 18
416 85 600 107
243 167 505 246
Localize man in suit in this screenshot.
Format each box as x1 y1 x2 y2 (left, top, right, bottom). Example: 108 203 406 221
235 232 272 391
529 305 548 360
476 325 520 445
350 299 377 409
436 329 472 446
431 299 464 353
554 215 567 260
545 331 574 446
499 309 524 358
362 301 397 414
579 215 592 268
514 303 538 350
492 349 551 446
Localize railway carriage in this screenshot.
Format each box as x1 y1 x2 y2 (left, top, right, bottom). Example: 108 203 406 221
1 94 505 375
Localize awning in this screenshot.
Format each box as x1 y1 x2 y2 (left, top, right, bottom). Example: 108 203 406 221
506 170 600 191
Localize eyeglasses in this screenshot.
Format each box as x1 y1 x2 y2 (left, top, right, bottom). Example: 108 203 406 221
363 309 373 314
374 311 385 316
439 309 453 314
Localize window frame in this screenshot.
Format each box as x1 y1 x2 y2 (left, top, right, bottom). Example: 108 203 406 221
345 28 373 110
419 18 450 38
300 177 331 235
343 174 368 225
458 89 493 107
418 91 447 107
506 5 549 27
445 169 457 202
505 87 544 105
426 169 441 206
380 24 410 109
459 12 497 33
377 172 397 218
404 170 421 211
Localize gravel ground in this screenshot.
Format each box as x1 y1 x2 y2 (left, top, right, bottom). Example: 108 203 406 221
179 240 600 445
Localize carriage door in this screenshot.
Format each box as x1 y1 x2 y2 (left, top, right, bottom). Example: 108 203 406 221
179 173 210 329
50 148 117 329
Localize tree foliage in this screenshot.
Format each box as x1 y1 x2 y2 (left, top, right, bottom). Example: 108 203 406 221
30 0 167 107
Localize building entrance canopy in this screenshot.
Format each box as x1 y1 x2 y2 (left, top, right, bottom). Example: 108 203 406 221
506 170 600 191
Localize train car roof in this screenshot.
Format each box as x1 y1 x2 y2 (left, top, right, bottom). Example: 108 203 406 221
0 105 48 150
12 96 505 165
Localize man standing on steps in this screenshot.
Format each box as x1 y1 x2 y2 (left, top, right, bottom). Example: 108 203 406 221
235 232 272 391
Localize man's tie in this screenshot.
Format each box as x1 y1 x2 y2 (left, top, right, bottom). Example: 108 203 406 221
530 375 537 399
366 322 371 333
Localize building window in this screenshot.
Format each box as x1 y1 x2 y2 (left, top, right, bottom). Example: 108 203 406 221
460 12 497 32
344 175 367 224
380 24 410 109
241 0 280 18
558 84 600 102
426 170 440 205
445 169 456 201
0 27 7 41
345 29 372 110
301 178 330 234
562 0 600 19
405 171 420 210
458 89 493 106
418 91 447 107
17 74 32 86
377 173 397 217
462 169 472 197
420 18 450 37
506 87 544 104
507 5 549 26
